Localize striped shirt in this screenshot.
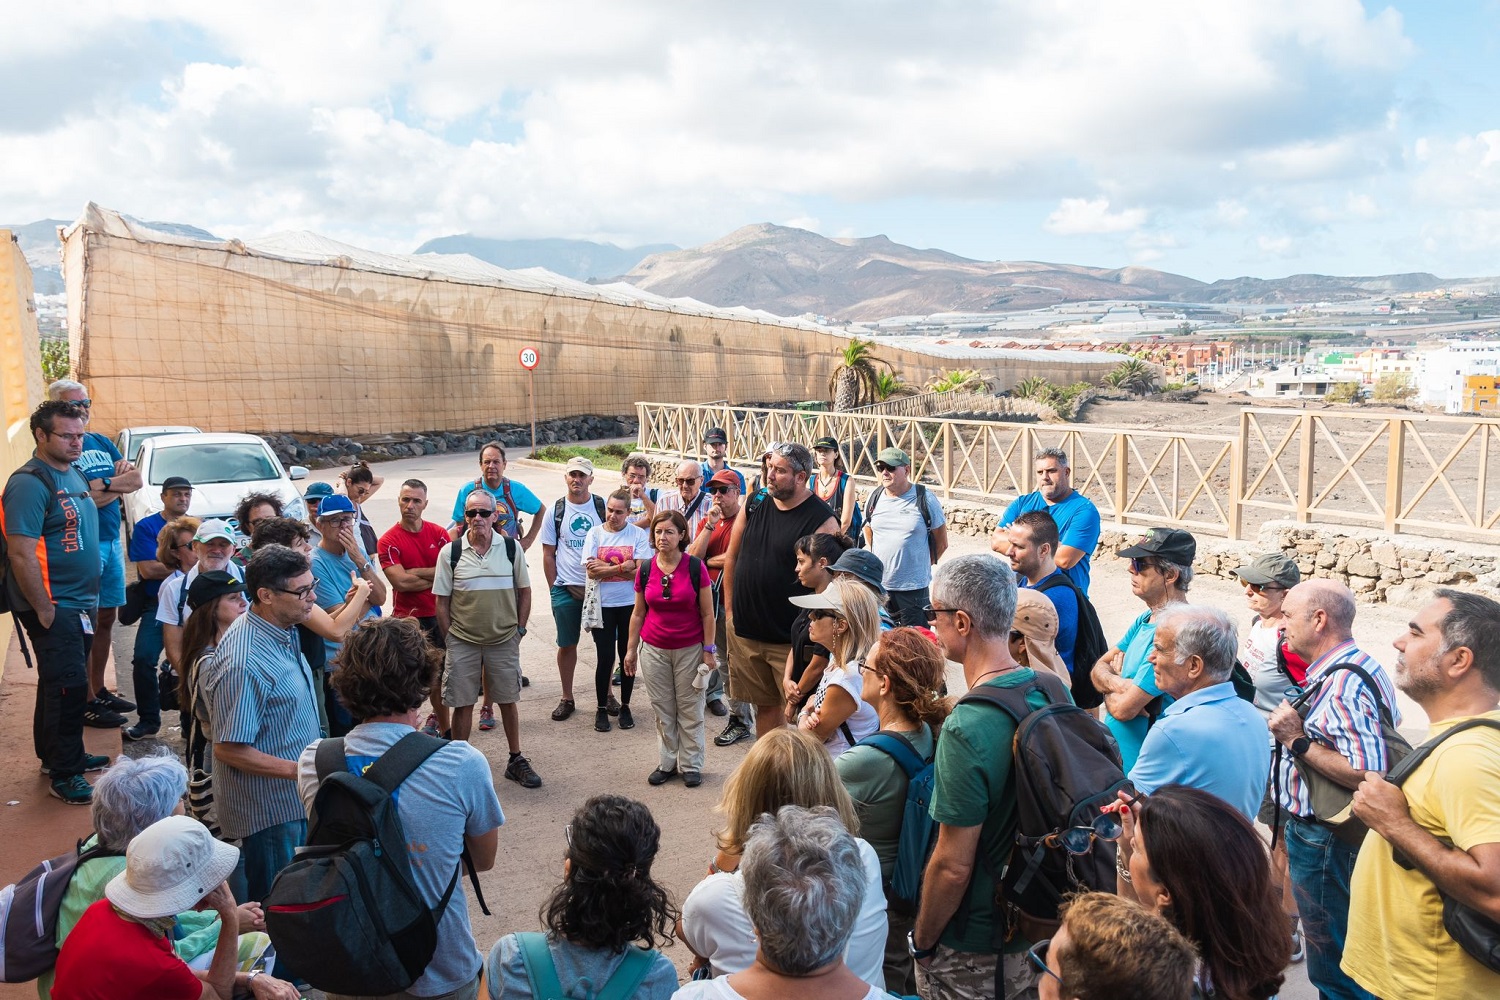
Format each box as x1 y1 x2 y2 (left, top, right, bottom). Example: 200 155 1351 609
202 610 321 839
1277 639 1400 818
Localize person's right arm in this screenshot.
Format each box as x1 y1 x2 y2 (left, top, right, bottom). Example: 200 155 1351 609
913 822 982 955
686 517 716 560
719 504 749 617
465 828 499 872
382 560 434 593
193 882 243 1000
213 743 298 780
136 558 172 582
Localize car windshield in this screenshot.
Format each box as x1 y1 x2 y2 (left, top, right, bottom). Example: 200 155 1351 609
149 443 280 486
124 429 196 462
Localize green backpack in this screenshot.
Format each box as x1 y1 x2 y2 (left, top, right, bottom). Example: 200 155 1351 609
516 932 657 1000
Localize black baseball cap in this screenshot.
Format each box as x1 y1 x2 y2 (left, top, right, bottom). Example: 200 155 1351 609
161 476 192 490
703 427 728 444
1118 528 1197 565
187 571 245 612
812 436 839 451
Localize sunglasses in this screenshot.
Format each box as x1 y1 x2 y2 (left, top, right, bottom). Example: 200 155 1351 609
1246 581 1285 594
875 462 895 472
1026 939 1063 986
707 486 731 494
1045 811 1125 856
1129 557 1157 575
661 572 674 600
1010 630 1024 643
921 604 964 622
70 398 92 407
465 508 495 519
675 477 701 485
808 608 844 622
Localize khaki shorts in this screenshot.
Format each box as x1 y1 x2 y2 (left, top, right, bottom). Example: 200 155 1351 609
443 634 521 708
726 629 791 708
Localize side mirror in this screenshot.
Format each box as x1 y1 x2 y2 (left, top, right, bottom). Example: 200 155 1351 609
289 466 309 481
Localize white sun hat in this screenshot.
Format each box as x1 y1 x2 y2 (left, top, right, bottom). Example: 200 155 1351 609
104 815 239 919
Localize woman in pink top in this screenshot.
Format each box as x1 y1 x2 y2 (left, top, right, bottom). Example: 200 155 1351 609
624 510 716 788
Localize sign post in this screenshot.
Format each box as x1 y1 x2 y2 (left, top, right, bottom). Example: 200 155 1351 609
519 346 540 453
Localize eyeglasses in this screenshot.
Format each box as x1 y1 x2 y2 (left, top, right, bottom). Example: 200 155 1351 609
1129 557 1157 575
322 515 355 526
1045 812 1125 856
464 508 495 519
173 542 193 550
1026 939 1063 986
274 578 319 600
809 608 844 621
922 604 964 622
564 823 573 847
676 477 701 485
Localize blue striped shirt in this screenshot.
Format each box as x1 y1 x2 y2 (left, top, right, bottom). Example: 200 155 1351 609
203 610 321 839
1277 639 1400 818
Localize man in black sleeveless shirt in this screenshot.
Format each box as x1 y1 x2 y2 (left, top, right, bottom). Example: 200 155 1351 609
721 442 839 739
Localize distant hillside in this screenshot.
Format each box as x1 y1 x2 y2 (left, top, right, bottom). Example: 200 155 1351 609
1182 272 1451 303
414 234 676 282
623 224 1210 320
5 216 218 295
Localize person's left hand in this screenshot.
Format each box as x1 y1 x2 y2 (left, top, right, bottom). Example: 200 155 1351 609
248 973 301 1000
236 902 265 933
1268 700 1306 745
798 709 819 732
1351 771 1411 834
113 458 136 474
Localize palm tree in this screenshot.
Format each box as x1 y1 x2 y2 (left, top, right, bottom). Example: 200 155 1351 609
927 369 988 394
828 339 888 410
874 370 917 401
1102 359 1160 395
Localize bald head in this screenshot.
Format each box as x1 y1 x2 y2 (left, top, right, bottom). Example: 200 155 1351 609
1282 578 1356 662
674 460 703 500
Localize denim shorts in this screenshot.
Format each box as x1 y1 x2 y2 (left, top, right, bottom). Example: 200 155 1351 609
98 536 126 608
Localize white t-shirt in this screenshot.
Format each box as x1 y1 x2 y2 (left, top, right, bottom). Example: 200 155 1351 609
156 562 246 627
539 497 604 587
1244 616 1291 716
581 523 651 608
802 662 880 757
680 838 887 990
671 979 885 1000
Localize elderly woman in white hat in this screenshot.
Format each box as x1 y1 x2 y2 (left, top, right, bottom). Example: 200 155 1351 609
50 815 298 1000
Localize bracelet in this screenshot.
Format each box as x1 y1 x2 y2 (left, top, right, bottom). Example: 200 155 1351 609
1116 854 1133 884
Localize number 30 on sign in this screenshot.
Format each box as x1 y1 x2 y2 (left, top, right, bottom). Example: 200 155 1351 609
519 347 539 370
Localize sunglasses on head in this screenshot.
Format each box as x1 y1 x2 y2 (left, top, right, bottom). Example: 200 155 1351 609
464 508 495 519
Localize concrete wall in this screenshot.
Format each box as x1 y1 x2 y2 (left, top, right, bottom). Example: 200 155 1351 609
0 232 46 681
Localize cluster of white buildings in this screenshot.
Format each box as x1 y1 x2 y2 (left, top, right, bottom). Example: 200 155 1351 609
1239 341 1500 412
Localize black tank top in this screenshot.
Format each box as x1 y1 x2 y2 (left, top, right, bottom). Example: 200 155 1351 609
731 491 835 643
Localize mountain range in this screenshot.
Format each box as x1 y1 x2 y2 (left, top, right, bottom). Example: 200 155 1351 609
9 214 1495 318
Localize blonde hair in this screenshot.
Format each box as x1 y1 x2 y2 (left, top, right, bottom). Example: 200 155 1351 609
714 728 860 855
828 576 879 671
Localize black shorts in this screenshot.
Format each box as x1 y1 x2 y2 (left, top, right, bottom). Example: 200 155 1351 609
415 615 446 651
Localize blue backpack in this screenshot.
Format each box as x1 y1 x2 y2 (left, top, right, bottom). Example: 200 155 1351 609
855 730 938 907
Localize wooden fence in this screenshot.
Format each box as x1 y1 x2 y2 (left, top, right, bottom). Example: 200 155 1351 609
637 401 1500 543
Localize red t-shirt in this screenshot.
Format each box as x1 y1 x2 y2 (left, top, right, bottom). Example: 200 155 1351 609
695 518 734 582
378 520 452 618
52 898 202 1000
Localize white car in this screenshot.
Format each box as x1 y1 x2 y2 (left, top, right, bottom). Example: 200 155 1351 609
124 432 310 536
116 425 201 463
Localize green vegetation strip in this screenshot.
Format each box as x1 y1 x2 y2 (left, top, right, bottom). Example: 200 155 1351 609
529 442 635 465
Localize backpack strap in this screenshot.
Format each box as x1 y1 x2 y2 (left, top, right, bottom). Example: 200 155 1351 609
597 946 658 1000
1294 660 1393 727
361 731 449 793
684 490 707 519
687 555 705 594
592 494 607 521
840 721 857 747
449 536 464 572
314 736 346 782
551 497 566 542
518 932 566 1000
504 536 517 566
500 479 519 537
857 731 928 778
1387 719 1500 786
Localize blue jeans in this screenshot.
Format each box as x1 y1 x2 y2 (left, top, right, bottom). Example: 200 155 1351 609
131 609 164 731
1285 817 1375 1000
887 586 931 628
232 819 308 904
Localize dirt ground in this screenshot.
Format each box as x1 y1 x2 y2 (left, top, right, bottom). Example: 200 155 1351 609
4 440 1433 999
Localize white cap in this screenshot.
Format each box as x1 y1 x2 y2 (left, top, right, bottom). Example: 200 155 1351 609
193 518 236 545
104 815 240 919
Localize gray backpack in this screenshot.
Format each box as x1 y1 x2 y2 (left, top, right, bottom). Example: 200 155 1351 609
0 840 122 982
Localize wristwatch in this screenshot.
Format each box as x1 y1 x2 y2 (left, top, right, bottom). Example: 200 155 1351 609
101 477 112 493
703 644 717 654
907 930 937 961
1290 736 1313 757
517 626 528 637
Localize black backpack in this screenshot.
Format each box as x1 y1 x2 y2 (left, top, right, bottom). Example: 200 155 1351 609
0 839 123 983
864 483 938 562
0 460 67 671
959 671 1130 942
264 732 488 995
1384 718 1500 972
1033 573 1107 710
449 533 518 572
551 495 607 541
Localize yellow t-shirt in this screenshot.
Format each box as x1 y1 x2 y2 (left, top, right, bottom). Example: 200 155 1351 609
1343 710 1500 998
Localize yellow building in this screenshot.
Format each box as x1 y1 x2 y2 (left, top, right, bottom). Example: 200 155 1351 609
1459 375 1500 414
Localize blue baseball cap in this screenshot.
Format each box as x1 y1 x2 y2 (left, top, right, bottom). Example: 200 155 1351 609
304 481 336 500
315 494 357 519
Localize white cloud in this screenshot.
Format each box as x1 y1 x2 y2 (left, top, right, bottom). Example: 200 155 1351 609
1045 198 1147 235
1258 235 1295 256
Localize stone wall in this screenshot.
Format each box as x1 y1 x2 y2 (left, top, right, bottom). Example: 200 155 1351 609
267 414 637 469
637 450 1500 606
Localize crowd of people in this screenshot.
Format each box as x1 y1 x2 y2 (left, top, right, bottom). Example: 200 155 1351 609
5 389 1500 1000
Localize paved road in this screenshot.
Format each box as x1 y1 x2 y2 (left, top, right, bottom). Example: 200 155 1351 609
105 442 1428 996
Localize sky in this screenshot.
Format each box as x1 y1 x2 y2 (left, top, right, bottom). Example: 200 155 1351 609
2 1 1498 282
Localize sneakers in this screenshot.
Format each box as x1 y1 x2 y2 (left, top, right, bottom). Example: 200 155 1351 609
648 767 678 786
595 708 611 733
421 714 440 736
605 694 620 717
123 724 158 742
82 698 127 729
714 719 752 747
707 699 728 717
49 775 93 805
522 674 531 687
96 689 136 713
41 754 110 776
551 699 576 722
618 705 635 730
479 705 496 731
683 770 703 788
1290 923 1305 964
504 754 542 788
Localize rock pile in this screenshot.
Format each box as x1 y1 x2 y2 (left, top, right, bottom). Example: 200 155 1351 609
264 415 637 468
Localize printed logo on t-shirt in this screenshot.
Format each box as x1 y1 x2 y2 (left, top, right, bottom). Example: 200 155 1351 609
566 512 593 550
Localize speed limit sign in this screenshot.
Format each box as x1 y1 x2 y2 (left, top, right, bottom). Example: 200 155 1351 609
519 347 539 370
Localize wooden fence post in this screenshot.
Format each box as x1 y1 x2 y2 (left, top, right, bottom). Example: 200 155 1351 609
1296 412 1315 524
1385 417 1404 535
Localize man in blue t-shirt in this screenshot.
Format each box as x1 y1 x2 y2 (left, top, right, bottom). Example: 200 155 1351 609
1005 509 1080 673
49 380 143 728
3 400 101 804
991 447 1101 596
124 475 195 740
311 495 387 734
863 447 948 627
448 443 543 549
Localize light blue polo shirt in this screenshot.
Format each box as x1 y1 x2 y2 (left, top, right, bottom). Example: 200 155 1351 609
1128 681 1271 820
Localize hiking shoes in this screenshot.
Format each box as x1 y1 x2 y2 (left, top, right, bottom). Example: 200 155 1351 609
618 705 635 729
551 699 576 722
41 754 110 775
707 699 728 717
595 708 612 733
504 754 542 788
97 689 136 713
683 771 703 788
83 698 127 728
123 724 159 742
648 767 678 786
49 775 93 805
478 705 496 731
714 719 752 747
